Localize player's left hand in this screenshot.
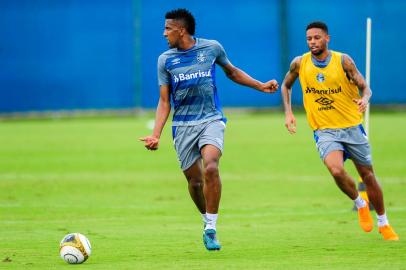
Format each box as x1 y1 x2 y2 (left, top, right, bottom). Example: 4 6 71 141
285 113 297 134
139 135 159 150
261 80 279 93
353 98 369 113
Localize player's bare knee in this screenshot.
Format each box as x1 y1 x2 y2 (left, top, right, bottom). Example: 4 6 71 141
361 171 376 185
189 180 203 191
204 162 219 179
187 175 203 186
329 166 345 179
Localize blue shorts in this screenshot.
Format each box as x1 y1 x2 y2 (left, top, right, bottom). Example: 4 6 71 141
313 124 372 166
172 120 226 171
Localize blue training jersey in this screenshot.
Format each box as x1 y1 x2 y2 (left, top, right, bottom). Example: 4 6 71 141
157 38 230 126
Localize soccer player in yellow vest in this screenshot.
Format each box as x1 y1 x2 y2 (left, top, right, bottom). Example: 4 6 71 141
281 21 398 240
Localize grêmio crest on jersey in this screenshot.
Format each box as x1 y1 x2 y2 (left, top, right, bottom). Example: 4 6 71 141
197 51 206 63
316 73 325 82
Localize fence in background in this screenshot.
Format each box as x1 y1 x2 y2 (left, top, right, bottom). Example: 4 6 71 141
1 0 405 113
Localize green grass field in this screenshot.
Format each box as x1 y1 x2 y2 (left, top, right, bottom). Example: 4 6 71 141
1 111 405 269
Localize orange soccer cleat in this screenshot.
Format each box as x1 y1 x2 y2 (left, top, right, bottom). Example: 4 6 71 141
358 205 373 232
379 225 399 241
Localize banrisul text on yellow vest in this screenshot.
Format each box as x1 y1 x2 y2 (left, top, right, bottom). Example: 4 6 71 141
298 51 363 130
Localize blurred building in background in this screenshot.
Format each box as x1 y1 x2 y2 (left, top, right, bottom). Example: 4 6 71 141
1 0 405 114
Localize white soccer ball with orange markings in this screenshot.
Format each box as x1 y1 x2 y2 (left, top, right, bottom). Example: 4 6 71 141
59 233 91 264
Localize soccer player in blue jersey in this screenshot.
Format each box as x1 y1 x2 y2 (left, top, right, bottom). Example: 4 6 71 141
140 8 278 250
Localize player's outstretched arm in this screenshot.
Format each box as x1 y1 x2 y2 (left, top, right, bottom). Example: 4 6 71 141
342 54 372 113
220 63 279 93
139 85 171 150
281 56 301 134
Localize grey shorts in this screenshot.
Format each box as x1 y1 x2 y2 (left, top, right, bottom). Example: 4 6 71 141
172 120 226 171
313 124 372 166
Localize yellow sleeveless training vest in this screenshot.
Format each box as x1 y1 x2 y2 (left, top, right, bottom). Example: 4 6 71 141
298 51 362 130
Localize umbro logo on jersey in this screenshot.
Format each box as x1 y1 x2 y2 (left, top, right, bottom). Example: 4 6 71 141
173 70 212 83
316 96 335 111
315 97 334 106
171 58 181 65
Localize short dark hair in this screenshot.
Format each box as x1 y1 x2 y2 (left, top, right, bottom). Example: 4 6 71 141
165 8 196 35
306 21 328 34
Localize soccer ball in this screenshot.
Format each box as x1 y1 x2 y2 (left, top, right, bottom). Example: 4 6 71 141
59 233 92 264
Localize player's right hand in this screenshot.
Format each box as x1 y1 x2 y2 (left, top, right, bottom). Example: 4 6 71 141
139 136 159 150
285 113 296 134
262 79 279 93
